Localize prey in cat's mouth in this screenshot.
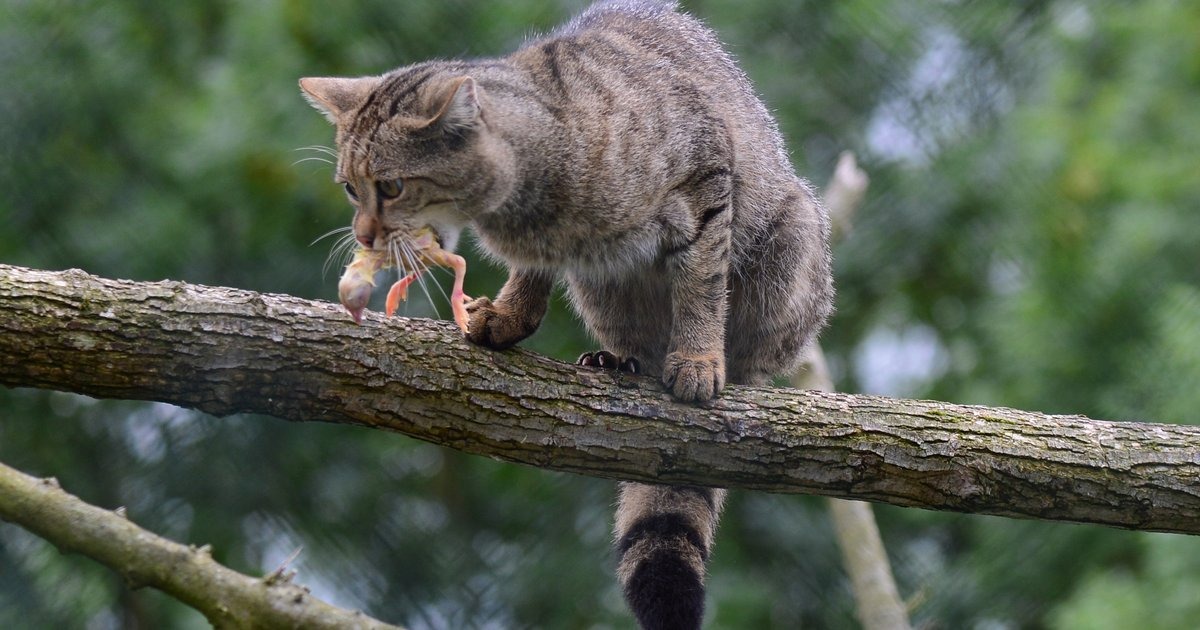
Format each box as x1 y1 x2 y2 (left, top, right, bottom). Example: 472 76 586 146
337 226 470 329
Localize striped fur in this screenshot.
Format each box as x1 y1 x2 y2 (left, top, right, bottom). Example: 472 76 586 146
614 483 726 630
300 1 832 627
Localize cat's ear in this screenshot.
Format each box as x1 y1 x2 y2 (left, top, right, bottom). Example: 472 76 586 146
430 77 481 133
299 76 381 124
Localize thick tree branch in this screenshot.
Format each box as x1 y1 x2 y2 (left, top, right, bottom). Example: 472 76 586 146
0 460 402 629
2 263 1199 535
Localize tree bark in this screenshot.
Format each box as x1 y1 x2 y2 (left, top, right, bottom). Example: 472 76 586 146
2 263 1199 535
0 460 403 630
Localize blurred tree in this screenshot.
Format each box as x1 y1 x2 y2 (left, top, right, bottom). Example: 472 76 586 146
2 0 1197 628
829 1 1200 627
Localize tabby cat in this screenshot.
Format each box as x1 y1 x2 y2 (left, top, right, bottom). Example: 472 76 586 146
300 1 833 627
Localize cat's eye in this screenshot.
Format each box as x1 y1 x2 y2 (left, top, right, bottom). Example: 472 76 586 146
377 178 404 199
343 183 358 200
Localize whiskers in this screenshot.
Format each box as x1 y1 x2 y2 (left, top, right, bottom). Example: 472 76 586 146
388 235 452 319
314 225 457 320
292 145 337 168
313 226 359 280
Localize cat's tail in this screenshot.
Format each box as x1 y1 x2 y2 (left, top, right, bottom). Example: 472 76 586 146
615 483 726 630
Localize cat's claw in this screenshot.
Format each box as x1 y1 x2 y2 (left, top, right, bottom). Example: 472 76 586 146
577 351 641 374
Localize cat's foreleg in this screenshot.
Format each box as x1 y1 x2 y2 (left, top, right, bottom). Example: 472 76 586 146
464 268 554 350
662 201 732 402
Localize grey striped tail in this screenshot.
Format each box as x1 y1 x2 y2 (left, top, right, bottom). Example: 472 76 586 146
614 483 726 630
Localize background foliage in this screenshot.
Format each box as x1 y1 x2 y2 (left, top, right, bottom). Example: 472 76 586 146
2 1 1198 628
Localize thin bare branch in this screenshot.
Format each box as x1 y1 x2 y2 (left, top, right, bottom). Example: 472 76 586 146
0 460 402 629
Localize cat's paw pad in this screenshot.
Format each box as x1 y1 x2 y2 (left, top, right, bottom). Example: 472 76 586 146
464 297 531 350
662 351 725 402
577 350 640 374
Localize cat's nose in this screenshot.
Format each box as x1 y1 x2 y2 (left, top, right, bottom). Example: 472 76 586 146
356 234 373 248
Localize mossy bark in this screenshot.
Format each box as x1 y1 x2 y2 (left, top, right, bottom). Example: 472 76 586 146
3 263 1199 535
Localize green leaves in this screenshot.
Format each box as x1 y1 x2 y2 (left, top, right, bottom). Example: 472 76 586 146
3 1 1199 628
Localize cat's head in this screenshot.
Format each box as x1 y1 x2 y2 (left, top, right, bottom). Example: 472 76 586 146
300 67 515 253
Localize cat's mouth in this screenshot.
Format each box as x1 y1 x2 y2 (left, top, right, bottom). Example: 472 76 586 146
340 223 470 330
406 227 440 252
380 225 441 260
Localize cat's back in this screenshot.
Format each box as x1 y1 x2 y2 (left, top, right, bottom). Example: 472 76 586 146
503 1 793 202
551 0 697 47
510 0 752 114
558 0 680 30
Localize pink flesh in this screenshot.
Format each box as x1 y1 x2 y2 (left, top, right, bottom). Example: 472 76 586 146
339 248 388 325
424 248 471 332
339 240 471 331
384 273 420 317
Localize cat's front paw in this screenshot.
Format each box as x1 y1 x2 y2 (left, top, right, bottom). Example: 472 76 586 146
662 351 725 402
464 296 536 350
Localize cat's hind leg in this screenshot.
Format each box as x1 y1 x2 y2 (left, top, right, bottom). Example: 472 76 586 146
577 351 641 374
